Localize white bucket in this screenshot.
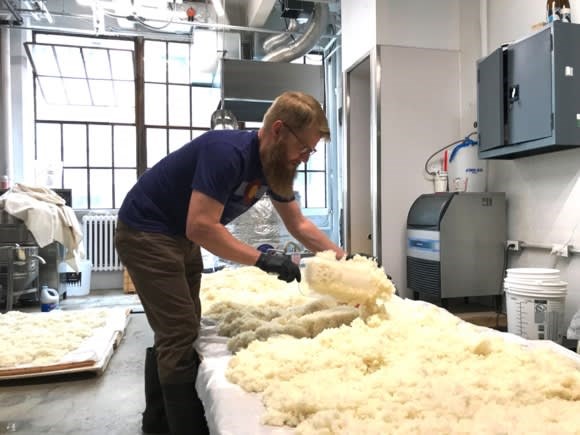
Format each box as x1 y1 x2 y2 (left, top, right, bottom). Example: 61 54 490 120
447 139 487 192
504 270 567 343
58 260 92 297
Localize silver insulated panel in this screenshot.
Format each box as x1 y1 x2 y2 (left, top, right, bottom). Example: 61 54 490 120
220 58 324 122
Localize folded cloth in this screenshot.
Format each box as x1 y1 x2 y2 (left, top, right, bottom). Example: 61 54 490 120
0 183 84 271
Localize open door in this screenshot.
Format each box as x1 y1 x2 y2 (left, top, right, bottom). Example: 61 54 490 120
343 55 373 255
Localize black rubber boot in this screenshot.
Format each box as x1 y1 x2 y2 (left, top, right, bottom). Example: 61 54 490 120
162 382 210 435
142 347 169 434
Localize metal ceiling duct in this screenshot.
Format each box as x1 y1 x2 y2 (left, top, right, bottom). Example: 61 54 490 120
262 18 298 53
218 1 330 122
261 2 329 62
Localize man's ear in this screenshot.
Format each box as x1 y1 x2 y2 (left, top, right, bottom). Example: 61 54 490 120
271 119 284 139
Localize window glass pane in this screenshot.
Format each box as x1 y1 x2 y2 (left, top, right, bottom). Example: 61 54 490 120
35 34 133 50
114 126 137 167
37 77 67 105
145 41 166 82
36 123 61 161
89 80 115 106
89 125 112 166
114 80 135 108
147 128 167 167
83 48 111 79
306 172 326 208
305 53 323 66
169 129 191 153
55 46 85 78
145 83 167 125
110 50 135 80
293 172 306 207
89 169 113 208
63 168 88 209
168 42 189 84
114 169 137 208
191 87 219 127
168 85 190 126
307 141 326 170
30 44 59 76
63 124 87 166
63 78 91 105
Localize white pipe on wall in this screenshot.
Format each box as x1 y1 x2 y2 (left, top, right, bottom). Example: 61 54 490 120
480 0 488 56
0 28 13 182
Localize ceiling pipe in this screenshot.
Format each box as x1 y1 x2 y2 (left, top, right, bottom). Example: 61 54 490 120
263 18 298 53
261 2 329 62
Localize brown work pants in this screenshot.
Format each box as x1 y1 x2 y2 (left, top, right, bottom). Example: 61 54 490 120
115 219 203 385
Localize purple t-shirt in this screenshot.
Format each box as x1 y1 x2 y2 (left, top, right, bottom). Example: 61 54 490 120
118 130 290 236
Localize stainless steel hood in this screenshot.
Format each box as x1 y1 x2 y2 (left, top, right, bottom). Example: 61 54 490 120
219 57 324 122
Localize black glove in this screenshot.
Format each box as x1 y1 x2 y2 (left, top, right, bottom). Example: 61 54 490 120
255 253 301 283
345 252 382 267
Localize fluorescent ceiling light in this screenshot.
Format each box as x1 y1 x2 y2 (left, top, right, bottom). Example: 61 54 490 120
211 0 225 17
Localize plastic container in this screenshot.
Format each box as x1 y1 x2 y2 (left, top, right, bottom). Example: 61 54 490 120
433 171 448 192
40 285 59 312
58 260 92 297
504 268 567 343
448 138 487 192
34 160 63 188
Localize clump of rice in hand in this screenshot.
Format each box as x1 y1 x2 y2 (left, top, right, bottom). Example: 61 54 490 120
303 251 395 313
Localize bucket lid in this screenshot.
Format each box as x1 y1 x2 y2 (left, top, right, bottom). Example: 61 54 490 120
506 267 560 275
504 279 568 295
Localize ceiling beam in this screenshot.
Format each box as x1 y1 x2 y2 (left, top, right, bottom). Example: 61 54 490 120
0 0 23 24
246 0 275 27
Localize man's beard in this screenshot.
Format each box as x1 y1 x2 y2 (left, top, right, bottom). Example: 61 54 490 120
263 141 297 199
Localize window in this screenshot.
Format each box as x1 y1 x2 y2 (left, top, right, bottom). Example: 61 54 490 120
143 39 219 169
30 33 328 211
29 34 137 209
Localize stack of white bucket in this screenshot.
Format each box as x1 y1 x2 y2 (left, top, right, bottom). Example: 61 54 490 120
504 268 567 343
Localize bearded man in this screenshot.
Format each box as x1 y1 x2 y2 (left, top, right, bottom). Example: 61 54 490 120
115 91 345 435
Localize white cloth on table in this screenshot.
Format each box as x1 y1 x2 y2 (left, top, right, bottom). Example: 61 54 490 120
195 318 292 435
0 183 84 271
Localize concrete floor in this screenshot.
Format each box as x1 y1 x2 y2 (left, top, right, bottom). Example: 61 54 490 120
0 290 153 435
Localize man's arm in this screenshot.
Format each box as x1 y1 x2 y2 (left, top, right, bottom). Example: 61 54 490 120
185 190 261 266
272 198 345 259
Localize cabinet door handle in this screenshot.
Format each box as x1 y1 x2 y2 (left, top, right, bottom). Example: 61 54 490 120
508 84 520 104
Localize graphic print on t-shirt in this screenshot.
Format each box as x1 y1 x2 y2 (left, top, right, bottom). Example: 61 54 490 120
235 179 267 206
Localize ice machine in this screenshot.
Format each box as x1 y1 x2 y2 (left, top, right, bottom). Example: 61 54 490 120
406 192 506 301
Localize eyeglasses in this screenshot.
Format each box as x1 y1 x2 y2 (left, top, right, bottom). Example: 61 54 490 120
283 123 317 157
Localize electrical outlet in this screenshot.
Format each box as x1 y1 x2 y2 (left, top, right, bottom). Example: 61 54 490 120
506 240 520 251
551 243 571 257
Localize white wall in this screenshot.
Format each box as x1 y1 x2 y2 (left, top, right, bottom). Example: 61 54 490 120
379 46 460 296
484 0 580 329
340 0 376 70
375 0 461 50
342 0 580 332
341 0 464 294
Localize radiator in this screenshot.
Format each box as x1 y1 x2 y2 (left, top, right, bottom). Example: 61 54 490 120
82 214 122 272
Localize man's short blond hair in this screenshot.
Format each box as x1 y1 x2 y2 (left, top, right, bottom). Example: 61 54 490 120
262 91 330 141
